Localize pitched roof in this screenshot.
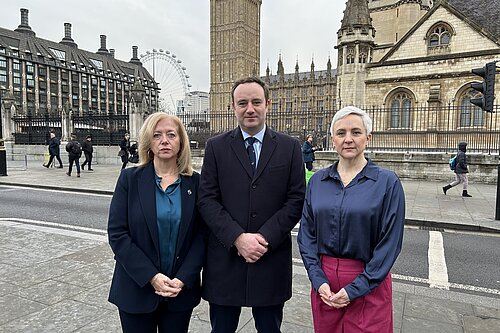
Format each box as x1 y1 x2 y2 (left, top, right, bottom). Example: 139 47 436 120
0 26 157 86
446 0 500 42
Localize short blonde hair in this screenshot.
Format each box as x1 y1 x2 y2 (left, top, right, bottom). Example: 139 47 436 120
137 112 193 176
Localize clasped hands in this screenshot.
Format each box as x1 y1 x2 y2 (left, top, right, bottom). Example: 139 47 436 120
234 233 268 263
150 273 184 298
318 283 350 309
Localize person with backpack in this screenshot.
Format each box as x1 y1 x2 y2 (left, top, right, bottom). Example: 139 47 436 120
66 133 82 177
443 141 472 197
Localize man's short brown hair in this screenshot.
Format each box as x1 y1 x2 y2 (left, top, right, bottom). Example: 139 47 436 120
231 76 269 104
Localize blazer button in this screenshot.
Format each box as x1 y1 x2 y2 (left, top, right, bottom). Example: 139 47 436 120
252 184 257 189
251 213 257 218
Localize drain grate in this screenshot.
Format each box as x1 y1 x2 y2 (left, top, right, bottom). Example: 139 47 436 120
419 226 445 232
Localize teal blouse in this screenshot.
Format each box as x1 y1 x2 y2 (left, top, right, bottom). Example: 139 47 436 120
155 174 182 277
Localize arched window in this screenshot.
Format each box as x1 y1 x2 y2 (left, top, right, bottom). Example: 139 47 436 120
427 24 452 48
359 51 367 64
346 48 355 64
459 88 484 127
390 92 412 128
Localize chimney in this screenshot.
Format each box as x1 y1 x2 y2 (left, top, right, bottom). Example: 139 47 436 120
14 8 36 37
129 45 142 65
109 49 115 58
59 23 78 48
97 35 109 55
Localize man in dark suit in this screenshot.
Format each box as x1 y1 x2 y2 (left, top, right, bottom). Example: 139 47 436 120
198 76 306 333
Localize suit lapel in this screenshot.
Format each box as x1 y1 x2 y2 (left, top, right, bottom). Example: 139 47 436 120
230 128 254 178
254 128 277 180
138 163 160 253
175 175 195 256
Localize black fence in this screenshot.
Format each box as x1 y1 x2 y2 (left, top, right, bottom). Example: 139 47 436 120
13 113 62 145
72 113 128 145
11 104 500 154
180 104 500 154
12 112 129 145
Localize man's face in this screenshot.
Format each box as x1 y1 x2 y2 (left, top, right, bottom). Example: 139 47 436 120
50 132 55 138
232 82 270 136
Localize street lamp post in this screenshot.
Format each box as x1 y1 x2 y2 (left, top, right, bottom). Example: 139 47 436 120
0 90 7 176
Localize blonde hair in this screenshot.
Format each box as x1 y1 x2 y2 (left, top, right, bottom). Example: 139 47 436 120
137 112 193 176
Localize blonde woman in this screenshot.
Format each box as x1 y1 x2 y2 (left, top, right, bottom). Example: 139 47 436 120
108 113 205 333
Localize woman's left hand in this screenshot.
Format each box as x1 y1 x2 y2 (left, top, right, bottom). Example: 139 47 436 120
154 276 184 298
329 288 350 309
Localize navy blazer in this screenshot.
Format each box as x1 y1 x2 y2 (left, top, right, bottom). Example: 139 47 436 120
108 162 205 314
198 127 305 306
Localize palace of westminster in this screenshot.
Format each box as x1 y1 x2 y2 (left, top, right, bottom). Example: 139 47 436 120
0 0 499 145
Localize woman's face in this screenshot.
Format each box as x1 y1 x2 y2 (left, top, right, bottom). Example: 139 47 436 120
331 114 371 160
151 118 181 162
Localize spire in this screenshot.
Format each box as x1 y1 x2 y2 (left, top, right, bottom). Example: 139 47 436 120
295 58 299 73
340 0 372 30
310 56 315 72
277 53 284 77
266 61 270 77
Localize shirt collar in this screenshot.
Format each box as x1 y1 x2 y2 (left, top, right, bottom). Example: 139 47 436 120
241 125 266 143
322 159 379 182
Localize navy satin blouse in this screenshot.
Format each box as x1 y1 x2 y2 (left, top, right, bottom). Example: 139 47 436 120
297 160 405 300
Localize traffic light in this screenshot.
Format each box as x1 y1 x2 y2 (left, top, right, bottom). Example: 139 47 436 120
470 61 497 112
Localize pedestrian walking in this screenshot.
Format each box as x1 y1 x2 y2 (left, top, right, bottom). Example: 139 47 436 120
302 133 319 171
119 132 130 169
298 106 405 333
443 141 472 197
198 76 305 333
108 113 205 333
81 135 94 171
65 133 82 177
43 130 63 168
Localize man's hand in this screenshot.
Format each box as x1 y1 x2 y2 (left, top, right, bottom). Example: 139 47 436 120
234 233 268 263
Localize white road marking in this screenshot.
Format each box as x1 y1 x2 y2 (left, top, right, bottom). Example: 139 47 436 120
428 230 450 289
0 184 111 197
0 217 107 242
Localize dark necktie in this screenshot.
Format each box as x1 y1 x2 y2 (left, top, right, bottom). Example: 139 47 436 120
246 137 257 174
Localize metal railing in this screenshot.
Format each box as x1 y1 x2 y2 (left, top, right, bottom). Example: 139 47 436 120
11 104 500 154
179 104 500 154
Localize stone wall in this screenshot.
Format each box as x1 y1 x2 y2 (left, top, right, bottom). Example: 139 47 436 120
314 150 498 184
5 144 498 184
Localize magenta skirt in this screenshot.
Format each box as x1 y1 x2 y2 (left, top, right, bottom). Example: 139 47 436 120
311 256 393 333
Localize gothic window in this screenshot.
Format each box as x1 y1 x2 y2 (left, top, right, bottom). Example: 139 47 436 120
427 23 452 48
459 88 484 127
390 92 412 128
359 50 367 64
346 48 355 64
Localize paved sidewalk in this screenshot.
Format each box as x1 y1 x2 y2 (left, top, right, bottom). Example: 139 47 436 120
1 164 500 332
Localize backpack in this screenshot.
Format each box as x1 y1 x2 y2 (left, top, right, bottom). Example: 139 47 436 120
67 141 82 157
449 156 457 171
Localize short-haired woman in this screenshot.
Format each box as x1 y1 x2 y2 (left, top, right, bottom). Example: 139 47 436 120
298 106 405 332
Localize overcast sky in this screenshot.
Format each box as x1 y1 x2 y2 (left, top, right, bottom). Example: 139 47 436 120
2 1 344 92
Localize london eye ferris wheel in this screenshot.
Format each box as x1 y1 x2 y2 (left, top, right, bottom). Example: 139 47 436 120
140 49 191 114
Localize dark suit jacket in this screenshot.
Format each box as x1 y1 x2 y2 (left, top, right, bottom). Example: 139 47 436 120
198 127 305 306
108 162 205 314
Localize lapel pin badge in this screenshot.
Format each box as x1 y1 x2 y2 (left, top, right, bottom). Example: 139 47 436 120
187 189 192 195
